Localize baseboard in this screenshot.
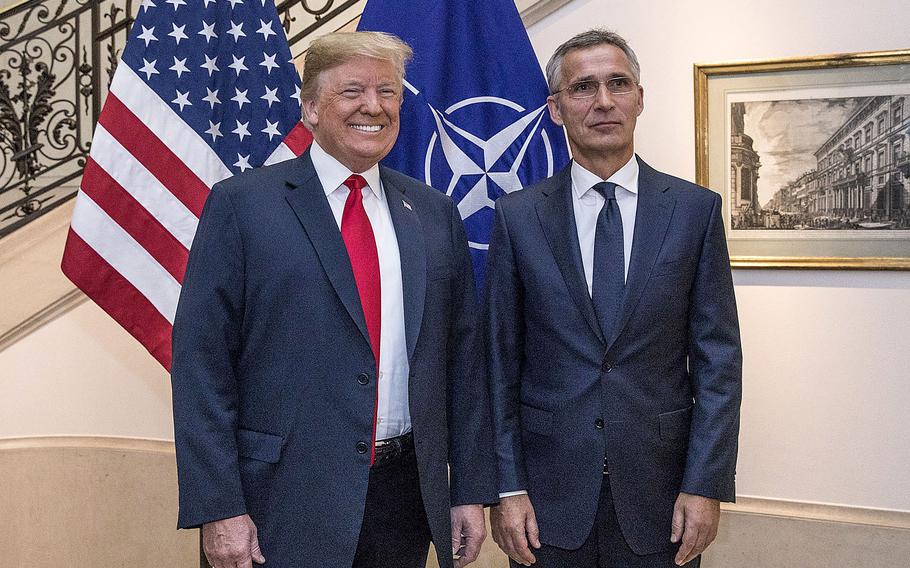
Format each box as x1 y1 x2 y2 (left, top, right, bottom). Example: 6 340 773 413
704 496 910 567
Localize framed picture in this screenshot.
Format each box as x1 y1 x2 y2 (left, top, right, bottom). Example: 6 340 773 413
694 50 910 269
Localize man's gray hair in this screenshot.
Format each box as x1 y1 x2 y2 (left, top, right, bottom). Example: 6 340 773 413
545 29 641 94
300 31 413 100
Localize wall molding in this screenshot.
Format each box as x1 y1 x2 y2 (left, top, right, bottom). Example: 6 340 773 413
0 435 174 453
519 0 573 26
0 289 87 353
4 436 907 533
723 495 910 530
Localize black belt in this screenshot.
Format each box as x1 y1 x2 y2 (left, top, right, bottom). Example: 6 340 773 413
372 431 414 467
603 456 610 475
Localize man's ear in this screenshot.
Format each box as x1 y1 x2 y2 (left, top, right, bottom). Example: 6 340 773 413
547 95 564 126
301 98 319 128
636 84 644 117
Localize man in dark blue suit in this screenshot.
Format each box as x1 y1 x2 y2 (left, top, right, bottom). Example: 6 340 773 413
486 29 742 567
171 31 495 568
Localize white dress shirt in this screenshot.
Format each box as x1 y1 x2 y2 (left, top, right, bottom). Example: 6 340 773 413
499 154 640 499
310 141 411 441
571 155 639 294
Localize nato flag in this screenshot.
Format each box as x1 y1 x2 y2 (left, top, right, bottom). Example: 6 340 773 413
358 0 570 289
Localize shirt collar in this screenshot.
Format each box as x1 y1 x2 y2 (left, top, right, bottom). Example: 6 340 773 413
309 140 384 201
571 154 640 200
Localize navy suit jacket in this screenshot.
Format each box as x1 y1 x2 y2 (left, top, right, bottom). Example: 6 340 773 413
171 150 497 568
485 157 742 555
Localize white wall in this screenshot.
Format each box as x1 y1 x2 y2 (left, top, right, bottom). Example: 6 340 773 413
0 301 172 440
1 0 908 514
527 0 910 511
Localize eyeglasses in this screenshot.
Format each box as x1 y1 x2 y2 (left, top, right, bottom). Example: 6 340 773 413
552 77 638 99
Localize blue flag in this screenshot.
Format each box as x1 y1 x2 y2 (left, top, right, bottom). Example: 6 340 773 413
358 0 570 289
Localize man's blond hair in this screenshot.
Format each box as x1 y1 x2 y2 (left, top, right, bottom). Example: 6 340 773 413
300 31 413 100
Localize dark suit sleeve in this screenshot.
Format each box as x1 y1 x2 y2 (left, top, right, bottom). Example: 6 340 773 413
445 201 498 506
484 201 528 494
682 192 743 502
171 186 248 528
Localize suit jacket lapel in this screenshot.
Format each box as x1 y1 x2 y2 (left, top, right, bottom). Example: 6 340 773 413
536 164 605 344
611 157 676 345
284 150 371 348
380 167 426 362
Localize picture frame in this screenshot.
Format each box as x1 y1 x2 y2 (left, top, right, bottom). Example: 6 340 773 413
694 50 910 269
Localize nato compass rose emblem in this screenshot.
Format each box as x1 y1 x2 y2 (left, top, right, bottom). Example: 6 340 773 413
405 80 558 250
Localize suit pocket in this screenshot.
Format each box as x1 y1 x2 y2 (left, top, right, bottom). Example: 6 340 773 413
651 256 694 278
658 406 692 441
520 403 555 436
237 428 285 463
427 262 454 281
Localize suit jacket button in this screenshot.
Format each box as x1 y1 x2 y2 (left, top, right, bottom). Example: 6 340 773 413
356 441 369 454
594 418 605 429
601 361 613 372
357 373 370 385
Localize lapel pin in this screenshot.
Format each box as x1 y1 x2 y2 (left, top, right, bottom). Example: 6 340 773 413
402 200 412 211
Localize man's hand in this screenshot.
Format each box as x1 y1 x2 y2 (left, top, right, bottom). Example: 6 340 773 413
670 492 720 566
202 513 265 568
490 494 540 566
451 504 486 568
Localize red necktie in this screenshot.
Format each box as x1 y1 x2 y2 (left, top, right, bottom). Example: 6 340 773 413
341 174 382 368
341 175 381 465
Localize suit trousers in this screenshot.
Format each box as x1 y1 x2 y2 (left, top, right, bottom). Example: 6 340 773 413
510 476 700 568
352 439 432 568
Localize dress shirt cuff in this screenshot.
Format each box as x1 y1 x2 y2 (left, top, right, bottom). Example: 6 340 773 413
498 490 528 499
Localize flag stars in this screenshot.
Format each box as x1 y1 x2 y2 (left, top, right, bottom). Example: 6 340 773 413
256 19 276 41
205 120 223 142
203 0 216 6
291 84 301 105
168 23 188 45
140 0 156 12
138 58 159 80
198 21 217 43
172 90 192 111
201 54 219 76
137 26 157 47
228 55 248 75
202 87 221 109
232 120 251 141
262 120 281 141
234 154 252 172
165 0 186 9
231 87 250 110
226 21 246 42
261 86 280 108
228 0 244 8
170 56 191 78
260 53 279 75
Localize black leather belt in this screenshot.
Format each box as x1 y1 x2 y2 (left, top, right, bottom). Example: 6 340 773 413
372 431 414 467
603 457 610 475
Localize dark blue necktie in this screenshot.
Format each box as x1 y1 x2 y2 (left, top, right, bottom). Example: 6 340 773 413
592 182 624 342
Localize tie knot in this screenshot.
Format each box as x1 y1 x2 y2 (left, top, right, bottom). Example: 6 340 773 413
592 181 618 201
344 174 368 194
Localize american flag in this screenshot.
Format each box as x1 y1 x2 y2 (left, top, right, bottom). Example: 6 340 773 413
61 0 311 369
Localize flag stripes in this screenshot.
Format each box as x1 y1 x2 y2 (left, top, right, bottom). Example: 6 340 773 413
62 0 306 369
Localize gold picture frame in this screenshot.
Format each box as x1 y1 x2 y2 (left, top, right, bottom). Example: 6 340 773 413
694 50 910 270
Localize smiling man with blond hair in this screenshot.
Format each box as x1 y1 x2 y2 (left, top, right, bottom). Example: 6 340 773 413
172 31 496 568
